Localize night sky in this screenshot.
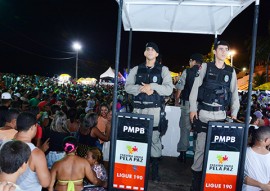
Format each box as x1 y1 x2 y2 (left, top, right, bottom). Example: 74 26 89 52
0 0 269 79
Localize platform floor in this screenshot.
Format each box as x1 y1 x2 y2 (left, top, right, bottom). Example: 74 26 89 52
147 156 193 191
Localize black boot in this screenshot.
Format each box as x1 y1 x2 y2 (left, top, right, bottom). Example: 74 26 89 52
177 151 186 163
190 170 202 191
151 157 161 183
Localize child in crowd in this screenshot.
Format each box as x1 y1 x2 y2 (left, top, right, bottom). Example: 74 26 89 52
85 147 108 191
243 126 270 191
0 140 31 191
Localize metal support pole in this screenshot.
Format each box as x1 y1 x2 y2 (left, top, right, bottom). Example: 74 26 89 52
127 28 133 74
237 0 260 190
75 51 78 79
108 0 123 189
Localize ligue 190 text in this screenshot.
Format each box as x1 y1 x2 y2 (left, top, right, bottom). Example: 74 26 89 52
205 183 233 189
116 173 143 180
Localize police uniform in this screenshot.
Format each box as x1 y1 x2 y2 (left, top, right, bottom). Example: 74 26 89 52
176 65 200 159
189 62 239 188
125 60 174 181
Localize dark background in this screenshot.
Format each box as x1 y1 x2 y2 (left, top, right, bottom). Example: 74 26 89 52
0 0 269 79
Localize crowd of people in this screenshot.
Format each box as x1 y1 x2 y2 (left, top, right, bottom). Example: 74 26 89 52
0 73 129 191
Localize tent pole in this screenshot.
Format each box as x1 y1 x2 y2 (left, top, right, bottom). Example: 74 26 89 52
237 0 260 190
108 0 123 190
127 28 133 74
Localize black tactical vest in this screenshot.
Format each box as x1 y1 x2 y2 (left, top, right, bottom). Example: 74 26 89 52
133 62 164 108
181 65 200 101
197 62 233 106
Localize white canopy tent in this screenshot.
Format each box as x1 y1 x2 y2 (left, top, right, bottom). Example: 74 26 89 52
117 0 255 35
100 67 115 79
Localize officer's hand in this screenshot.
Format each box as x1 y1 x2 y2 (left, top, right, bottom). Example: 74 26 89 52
190 112 198 123
175 102 180 106
145 89 154 95
140 83 152 92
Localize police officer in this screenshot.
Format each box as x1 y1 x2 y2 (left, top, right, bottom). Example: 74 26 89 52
125 42 174 182
189 40 240 190
175 53 203 163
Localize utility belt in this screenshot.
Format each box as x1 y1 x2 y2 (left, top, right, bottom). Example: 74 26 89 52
198 103 226 112
192 119 226 133
133 101 162 109
191 119 208 133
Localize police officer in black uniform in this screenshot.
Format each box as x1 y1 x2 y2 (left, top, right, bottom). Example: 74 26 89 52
125 42 174 182
189 41 240 190
175 53 203 162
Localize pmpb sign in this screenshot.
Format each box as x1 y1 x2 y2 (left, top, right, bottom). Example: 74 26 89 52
111 112 153 191
202 122 245 191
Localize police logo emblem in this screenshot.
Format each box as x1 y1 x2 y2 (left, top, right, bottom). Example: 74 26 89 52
153 76 158 82
224 75 229 82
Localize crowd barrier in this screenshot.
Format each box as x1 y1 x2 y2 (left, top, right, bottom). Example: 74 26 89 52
162 106 194 157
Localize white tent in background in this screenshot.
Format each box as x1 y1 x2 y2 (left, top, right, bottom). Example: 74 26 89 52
100 67 115 79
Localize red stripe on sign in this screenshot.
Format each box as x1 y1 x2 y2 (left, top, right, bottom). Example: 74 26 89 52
204 174 237 191
113 163 146 190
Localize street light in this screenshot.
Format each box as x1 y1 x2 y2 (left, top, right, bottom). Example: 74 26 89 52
72 42 82 79
229 50 236 66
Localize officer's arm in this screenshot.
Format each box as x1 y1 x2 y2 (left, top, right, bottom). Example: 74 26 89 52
125 66 141 96
189 63 207 122
230 69 240 119
150 66 174 96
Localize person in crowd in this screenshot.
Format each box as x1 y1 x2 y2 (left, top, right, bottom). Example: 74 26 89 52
14 112 51 191
43 110 70 169
96 103 109 150
28 90 40 107
37 94 50 111
49 136 107 191
125 42 174 182
85 147 108 191
28 106 44 148
67 108 80 136
0 140 31 191
66 94 76 109
0 92 12 126
243 126 270 191
175 53 203 163
189 40 240 190
248 114 260 146
0 108 20 144
85 95 95 113
77 113 111 158
102 110 112 171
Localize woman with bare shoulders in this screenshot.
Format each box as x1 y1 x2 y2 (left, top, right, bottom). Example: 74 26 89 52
77 113 111 158
49 136 107 191
67 108 80 136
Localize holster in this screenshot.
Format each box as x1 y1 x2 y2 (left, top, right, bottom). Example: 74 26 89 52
158 107 168 137
191 118 208 133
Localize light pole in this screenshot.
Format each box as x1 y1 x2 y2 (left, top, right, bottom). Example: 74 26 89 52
229 50 236 66
72 42 82 79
